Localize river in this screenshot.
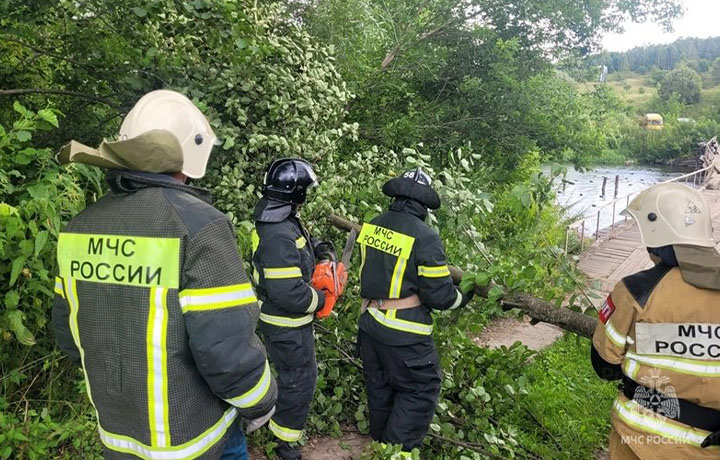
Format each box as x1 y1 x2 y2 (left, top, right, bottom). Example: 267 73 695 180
549 164 684 231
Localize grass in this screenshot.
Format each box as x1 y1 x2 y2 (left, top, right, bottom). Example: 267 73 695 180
606 74 656 107
499 334 617 460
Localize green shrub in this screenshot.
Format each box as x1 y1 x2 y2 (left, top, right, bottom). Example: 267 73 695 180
0 103 103 458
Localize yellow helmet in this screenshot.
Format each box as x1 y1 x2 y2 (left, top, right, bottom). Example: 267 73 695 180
623 183 715 248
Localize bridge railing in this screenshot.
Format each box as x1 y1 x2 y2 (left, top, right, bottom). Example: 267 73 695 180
564 164 713 253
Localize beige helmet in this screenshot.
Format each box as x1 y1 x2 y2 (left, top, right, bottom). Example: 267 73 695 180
57 90 216 179
119 90 216 178
623 183 715 248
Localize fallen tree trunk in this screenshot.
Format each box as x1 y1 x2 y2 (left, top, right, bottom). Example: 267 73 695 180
329 213 598 339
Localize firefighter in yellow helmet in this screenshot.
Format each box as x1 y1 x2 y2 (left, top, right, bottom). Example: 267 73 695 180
53 90 276 459
591 183 720 460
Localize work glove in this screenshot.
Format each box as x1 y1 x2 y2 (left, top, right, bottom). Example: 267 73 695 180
313 241 336 261
702 430 720 448
245 406 275 434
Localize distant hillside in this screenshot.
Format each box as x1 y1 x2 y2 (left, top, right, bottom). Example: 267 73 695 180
589 36 720 74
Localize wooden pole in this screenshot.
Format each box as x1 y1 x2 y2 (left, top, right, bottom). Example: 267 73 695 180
614 175 620 198
329 214 597 339
601 176 608 197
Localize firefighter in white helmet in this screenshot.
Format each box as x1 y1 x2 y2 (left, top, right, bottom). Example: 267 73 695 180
53 90 276 459
591 183 720 459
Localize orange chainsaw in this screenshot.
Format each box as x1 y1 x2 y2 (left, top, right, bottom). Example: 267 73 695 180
312 228 357 319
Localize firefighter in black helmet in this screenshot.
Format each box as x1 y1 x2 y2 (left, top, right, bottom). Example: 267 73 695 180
356 168 474 456
251 158 344 460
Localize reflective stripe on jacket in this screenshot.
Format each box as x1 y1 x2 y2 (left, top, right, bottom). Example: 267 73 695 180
51 172 277 460
592 264 720 459
252 215 325 333
357 200 469 345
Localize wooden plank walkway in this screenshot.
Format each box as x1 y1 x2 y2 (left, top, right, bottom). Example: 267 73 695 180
578 189 720 295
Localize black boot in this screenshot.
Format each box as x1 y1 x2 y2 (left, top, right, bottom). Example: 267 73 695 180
276 441 302 460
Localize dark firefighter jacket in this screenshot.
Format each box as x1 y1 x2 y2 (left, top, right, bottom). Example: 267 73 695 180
358 199 472 346
251 201 326 333
52 171 277 460
592 249 720 459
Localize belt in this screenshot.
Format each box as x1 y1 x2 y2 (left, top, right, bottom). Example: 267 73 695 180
361 294 421 313
622 377 720 433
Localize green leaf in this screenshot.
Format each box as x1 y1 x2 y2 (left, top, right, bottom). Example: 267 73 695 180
5 291 20 309
223 137 235 150
0 203 18 217
5 310 36 346
15 130 31 142
13 101 28 117
38 109 59 128
488 285 505 302
10 256 25 286
34 230 49 257
132 7 147 17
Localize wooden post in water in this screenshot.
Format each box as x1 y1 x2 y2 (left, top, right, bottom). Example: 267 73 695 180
601 176 608 197
614 175 620 198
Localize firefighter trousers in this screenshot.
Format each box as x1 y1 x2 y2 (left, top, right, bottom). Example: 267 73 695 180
262 325 318 442
358 329 442 452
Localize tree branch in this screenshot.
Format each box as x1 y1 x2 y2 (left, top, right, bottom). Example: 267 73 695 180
328 213 597 338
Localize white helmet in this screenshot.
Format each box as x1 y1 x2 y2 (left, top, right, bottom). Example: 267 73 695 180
623 183 715 248
119 90 216 178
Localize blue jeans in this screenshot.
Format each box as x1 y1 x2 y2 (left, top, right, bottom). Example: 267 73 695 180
219 425 248 460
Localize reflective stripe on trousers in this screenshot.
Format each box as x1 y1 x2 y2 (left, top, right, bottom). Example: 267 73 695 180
366 308 433 335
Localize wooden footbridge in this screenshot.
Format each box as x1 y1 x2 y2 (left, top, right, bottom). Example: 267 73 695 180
572 165 720 294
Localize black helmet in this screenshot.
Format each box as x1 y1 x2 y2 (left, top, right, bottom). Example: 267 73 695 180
382 167 441 210
262 158 318 204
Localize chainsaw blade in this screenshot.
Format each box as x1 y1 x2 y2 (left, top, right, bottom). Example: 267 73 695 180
341 228 358 268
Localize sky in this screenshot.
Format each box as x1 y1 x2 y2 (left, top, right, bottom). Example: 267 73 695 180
602 0 720 52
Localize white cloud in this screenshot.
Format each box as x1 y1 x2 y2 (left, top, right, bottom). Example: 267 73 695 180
602 0 720 52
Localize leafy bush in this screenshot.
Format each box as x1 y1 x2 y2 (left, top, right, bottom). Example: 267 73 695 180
0 104 103 458
659 65 702 104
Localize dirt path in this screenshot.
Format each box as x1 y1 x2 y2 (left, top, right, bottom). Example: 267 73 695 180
474 315 564 351
249 432 370 460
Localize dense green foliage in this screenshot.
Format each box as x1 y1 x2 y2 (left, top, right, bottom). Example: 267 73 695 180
658 65 702 104
0 0 683 458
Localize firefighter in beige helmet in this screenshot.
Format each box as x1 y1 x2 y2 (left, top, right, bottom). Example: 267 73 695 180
53 90 276 459
591 183 720 460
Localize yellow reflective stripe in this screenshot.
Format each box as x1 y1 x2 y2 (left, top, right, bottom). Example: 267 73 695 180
57 233 180 288
359 244 367 284
295 236 307 249
357 223 415 259
179 284 257 313
625 351 720 377
148 287 170 447
418 265 450 278
251 230 260 254
99 408 239 460
388 258 407 299
226 361 272 408
449 290 464 310
622 357 640 380
305 289 319 313
259 313 314 328
64 278 96 409
54 276 65 297
269 419 302 442
613 398 711 447
367 308 433 335
263 267 303 279
603 319 627 348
